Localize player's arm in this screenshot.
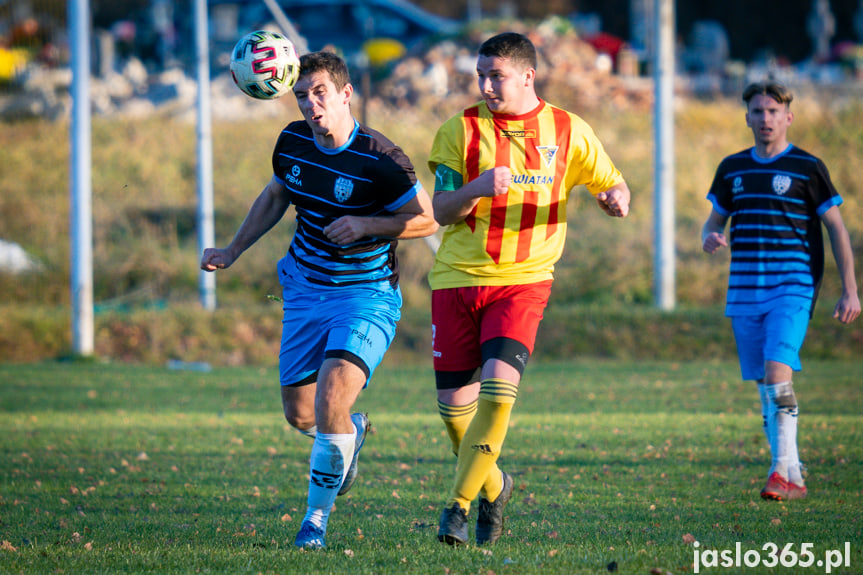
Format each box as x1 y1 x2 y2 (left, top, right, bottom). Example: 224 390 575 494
201 175 291 271
821 205 861 323
432 164 511 226
323 189 438 245
701 208 729 254
595 181 631 217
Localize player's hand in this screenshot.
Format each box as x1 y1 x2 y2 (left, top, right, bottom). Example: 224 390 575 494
476 166 511 198
324 216 367 245
702 232 728 254
833 291 861 324
201 247 235 271
596 187 629 217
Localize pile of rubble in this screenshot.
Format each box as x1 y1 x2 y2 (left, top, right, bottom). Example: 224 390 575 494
375 23 654 114
0 55 293 122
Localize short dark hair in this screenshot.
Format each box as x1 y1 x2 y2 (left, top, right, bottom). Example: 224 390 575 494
298 51 351 90
742 81 793 107
478 32 537 70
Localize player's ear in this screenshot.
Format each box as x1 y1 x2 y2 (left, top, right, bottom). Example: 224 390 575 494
524 67 536 86
342 82 353 104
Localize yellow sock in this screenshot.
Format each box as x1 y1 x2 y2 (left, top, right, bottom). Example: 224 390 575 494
438 399 503 501
447 378 517 512
438 399 477 457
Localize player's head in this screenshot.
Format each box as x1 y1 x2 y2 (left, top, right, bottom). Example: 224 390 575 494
742 81 794 150
297 50 351 92
742 81 793 110
476 32 540 115
293 50 355 147
478 32 538 71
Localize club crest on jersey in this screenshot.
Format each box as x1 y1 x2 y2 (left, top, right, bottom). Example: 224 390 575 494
536 145 559 168
772 174 792 195
732 176 743 194
334 176 353 202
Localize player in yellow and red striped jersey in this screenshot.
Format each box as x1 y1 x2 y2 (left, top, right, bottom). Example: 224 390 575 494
428 32 632 546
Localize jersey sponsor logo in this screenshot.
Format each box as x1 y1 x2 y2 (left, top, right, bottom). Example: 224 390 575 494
732 176 743 194
511 174 554 185
472 443 493 455
334 176 354 202
536 145 559 168
501 129 537 138
351 328 373 347
773 174 792 195
285 164 302 187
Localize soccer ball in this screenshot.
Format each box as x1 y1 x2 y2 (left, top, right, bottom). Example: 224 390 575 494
230 30 300 100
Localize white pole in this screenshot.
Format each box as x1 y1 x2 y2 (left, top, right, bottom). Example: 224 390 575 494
654 0 676 310
194 0 216 310
69 0 94 355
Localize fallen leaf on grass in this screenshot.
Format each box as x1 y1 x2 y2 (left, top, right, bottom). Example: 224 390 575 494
344 549 354 557
1 541 18 552
682 533 696 544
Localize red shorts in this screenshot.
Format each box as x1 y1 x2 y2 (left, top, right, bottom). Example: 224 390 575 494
431 281 552 372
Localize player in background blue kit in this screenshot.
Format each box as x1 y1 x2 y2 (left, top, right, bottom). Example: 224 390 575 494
201 51 437 548
702 81 859 501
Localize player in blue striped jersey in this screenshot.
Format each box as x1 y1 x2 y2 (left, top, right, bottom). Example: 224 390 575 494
201 51 437 548
702 81 859 501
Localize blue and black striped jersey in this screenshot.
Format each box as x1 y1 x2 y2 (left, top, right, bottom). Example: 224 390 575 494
707 144 843 316
272 119 422 289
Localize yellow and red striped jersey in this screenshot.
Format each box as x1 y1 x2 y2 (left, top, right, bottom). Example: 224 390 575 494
428 99 624 289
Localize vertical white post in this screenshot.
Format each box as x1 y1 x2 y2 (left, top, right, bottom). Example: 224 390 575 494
194 0 216 310
69 0 94 355
654 0 676 310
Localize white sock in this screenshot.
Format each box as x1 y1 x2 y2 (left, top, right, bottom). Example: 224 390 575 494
787 409 804 485
764 381 798 481
302 432 355 531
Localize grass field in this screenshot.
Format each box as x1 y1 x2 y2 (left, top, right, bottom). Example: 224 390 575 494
1 360 861 574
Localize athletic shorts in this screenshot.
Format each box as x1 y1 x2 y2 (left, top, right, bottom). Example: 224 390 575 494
431 281 552 373
278 283 401 387
730 304 810 381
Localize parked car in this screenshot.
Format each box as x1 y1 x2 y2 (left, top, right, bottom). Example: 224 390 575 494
209 0 459 67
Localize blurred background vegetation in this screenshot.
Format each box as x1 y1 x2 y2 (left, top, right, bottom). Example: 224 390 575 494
1 90 861 365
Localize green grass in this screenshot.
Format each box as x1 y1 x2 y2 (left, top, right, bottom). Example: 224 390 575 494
1 360 861 573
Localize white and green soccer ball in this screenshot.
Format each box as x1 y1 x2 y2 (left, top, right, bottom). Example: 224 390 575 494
230 30 300 100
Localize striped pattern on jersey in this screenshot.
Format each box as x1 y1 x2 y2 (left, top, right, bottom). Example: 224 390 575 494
272 119 421 288
707 145 842 315
427 100 623 289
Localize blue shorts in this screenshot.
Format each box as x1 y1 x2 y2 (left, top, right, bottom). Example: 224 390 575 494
278 283 401 387
730 304 810 381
